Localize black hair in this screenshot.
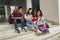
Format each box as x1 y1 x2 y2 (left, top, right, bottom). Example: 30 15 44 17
26 8 33 16
36 9 43 17
18 7 23 9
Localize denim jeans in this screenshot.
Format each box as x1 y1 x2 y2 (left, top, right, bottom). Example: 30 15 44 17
26 21 35 31
13 19 26 30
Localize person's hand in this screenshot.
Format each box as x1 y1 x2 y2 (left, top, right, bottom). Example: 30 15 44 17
11 17 18 19
28 18 32 22
15 17 19 19
15 17 22 19
19 17 23 19
11 15 15 19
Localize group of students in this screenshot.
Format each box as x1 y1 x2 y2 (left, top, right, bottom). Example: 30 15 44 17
11 7 49 34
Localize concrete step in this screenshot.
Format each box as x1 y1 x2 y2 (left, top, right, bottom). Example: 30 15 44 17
0 22 57 31
0 24 27 31
0 26 59 40
45 33 60 40
0 23 59 40
0 24 14 31
0 23 59 35
0 27 30 35
0 25 32 40
0 31 32 40
6 26 60 40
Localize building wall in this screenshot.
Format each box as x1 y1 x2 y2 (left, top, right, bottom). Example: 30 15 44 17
40 0 59 24
26 0 32 11
58 0 60 24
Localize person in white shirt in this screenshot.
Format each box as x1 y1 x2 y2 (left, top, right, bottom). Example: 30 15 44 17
25 8 37 32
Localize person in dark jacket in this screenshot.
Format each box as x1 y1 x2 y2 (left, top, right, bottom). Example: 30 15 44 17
11 7 27 33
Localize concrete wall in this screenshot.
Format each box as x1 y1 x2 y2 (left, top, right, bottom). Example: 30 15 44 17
58 0 60 24
26 0 32 11
40 0 59 24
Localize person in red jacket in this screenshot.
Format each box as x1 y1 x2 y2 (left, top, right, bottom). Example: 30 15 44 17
11 7 27 33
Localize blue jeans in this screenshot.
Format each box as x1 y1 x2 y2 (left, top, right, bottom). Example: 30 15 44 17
13 19 26 30
26 21 35 31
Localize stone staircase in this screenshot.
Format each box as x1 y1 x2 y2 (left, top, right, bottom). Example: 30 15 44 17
0 22 60 40
0 23 32 40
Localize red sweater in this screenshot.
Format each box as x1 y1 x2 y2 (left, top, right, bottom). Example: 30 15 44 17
12 11 23 17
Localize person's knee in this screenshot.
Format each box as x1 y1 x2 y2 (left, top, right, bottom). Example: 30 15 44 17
13 20 17 23
26 23 31 26
15 28 18 30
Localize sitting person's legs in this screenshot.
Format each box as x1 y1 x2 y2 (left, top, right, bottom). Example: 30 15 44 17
13 19 20 33
26 22 36 31
19 19 27 32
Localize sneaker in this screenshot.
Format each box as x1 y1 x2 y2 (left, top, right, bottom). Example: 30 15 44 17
17 29 20 33
21 28 27 32
25 30 27 32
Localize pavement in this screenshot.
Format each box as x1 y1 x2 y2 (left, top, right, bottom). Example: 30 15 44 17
0 22 60 40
